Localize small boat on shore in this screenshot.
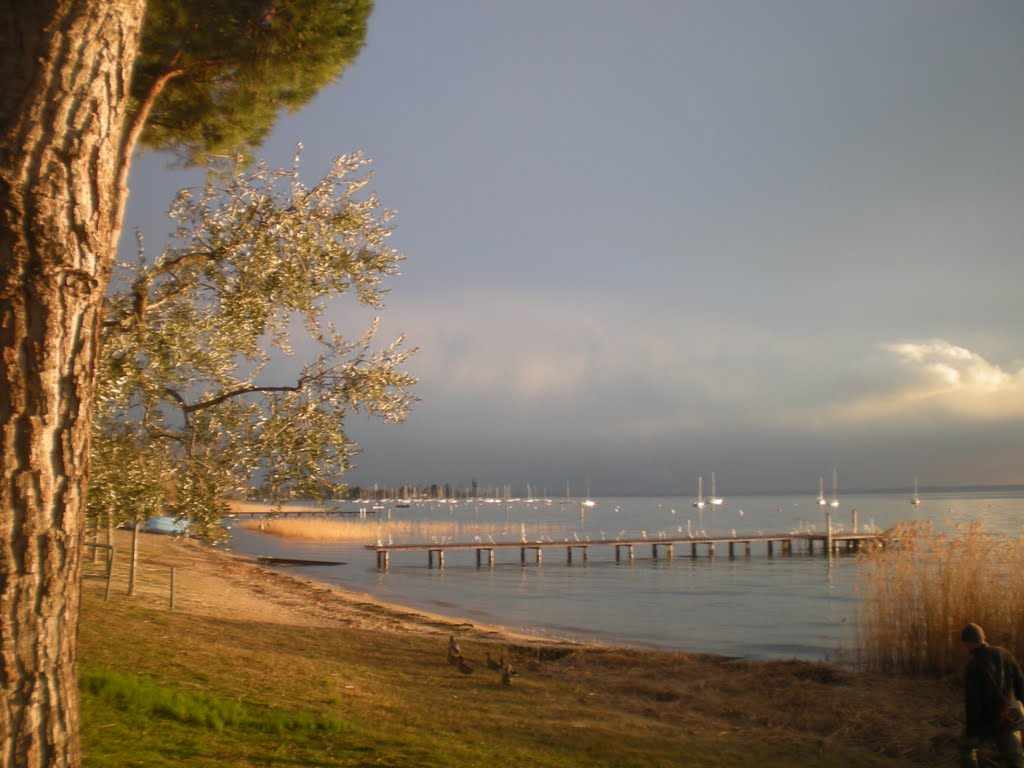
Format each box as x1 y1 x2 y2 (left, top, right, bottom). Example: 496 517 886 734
143 516 190 536
256 556 346 567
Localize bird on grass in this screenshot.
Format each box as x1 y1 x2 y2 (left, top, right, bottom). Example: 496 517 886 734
486 652 502 671
446 636 461 665
500 660 518 686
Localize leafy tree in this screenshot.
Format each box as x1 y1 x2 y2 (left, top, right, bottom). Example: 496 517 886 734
132 0 372 164
94 153 416 534
0 2 376 763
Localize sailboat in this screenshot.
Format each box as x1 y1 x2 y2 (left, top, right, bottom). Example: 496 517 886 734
816 477 827 506
910 476 922 506
582 477 596 508
693 476 707 509
829 467 840 508
709 472 724 506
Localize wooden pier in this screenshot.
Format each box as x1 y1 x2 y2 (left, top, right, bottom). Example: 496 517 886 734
366 530 885 570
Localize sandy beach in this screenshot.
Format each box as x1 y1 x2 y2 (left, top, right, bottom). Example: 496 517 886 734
79 526 968 765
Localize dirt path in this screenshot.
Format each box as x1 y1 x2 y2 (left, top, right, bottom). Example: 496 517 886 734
83 529 546 643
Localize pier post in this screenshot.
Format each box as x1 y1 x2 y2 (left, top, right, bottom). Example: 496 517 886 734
767 540 774 557
728 542 735 558
567 546 573 565
652 543 659 560
744 541 751 557
826 513 833 557
708 543 715 558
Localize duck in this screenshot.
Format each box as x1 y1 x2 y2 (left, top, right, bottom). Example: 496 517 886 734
446 636 461 664
501 661 518 686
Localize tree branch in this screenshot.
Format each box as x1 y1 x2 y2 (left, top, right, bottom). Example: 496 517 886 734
179 382 307 414
115 51 187 230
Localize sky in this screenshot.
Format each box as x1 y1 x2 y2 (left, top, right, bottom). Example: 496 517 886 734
120 1 1024 496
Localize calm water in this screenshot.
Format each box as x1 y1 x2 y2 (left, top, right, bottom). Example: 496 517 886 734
224 490 1024 661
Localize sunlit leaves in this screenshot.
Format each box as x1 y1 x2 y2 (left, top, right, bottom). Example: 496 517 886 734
93 153 417 531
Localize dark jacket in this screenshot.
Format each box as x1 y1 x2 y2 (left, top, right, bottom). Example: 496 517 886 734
965 643 1024 738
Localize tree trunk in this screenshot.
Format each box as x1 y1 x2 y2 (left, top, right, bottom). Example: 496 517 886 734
0 3 145 766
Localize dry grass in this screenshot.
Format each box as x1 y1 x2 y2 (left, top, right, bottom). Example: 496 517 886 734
238 516 568 545
855 521 1024 675
79 530 964 766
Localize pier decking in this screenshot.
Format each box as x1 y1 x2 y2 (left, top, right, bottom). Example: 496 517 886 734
366 530 885 570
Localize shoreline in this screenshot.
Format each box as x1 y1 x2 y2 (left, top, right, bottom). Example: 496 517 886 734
87 527 580 650
81 527 964 765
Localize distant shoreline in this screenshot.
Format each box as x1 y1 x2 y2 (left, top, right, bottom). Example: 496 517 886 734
224 484 1024 506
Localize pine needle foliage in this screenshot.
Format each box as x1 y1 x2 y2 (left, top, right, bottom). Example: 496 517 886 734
855 521 1024 676
133 0 372 164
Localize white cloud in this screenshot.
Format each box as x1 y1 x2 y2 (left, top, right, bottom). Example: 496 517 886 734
812 340 1024 425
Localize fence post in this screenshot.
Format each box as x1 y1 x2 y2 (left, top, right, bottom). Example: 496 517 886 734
129 518 140 596
105 548 115 602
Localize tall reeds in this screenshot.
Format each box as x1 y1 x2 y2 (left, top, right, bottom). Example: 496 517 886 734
239 517 568 545
856 521 1024 676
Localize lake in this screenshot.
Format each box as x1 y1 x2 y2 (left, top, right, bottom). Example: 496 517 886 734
224 489 1024 661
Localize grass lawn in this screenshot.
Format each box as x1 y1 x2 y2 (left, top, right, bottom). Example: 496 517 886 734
77 533 961 767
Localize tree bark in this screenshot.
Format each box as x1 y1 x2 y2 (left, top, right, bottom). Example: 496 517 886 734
0 3 146 766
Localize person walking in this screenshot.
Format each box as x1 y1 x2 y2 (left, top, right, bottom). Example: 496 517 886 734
960 622 1024 768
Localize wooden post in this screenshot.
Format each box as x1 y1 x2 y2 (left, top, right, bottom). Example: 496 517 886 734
728 542 735 558
767 540 774 557
128 518 140 596
169 567 175 612
105 548 114 602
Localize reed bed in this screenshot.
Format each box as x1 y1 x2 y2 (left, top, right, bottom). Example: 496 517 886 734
239 516 569 545
855 520 1024 676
